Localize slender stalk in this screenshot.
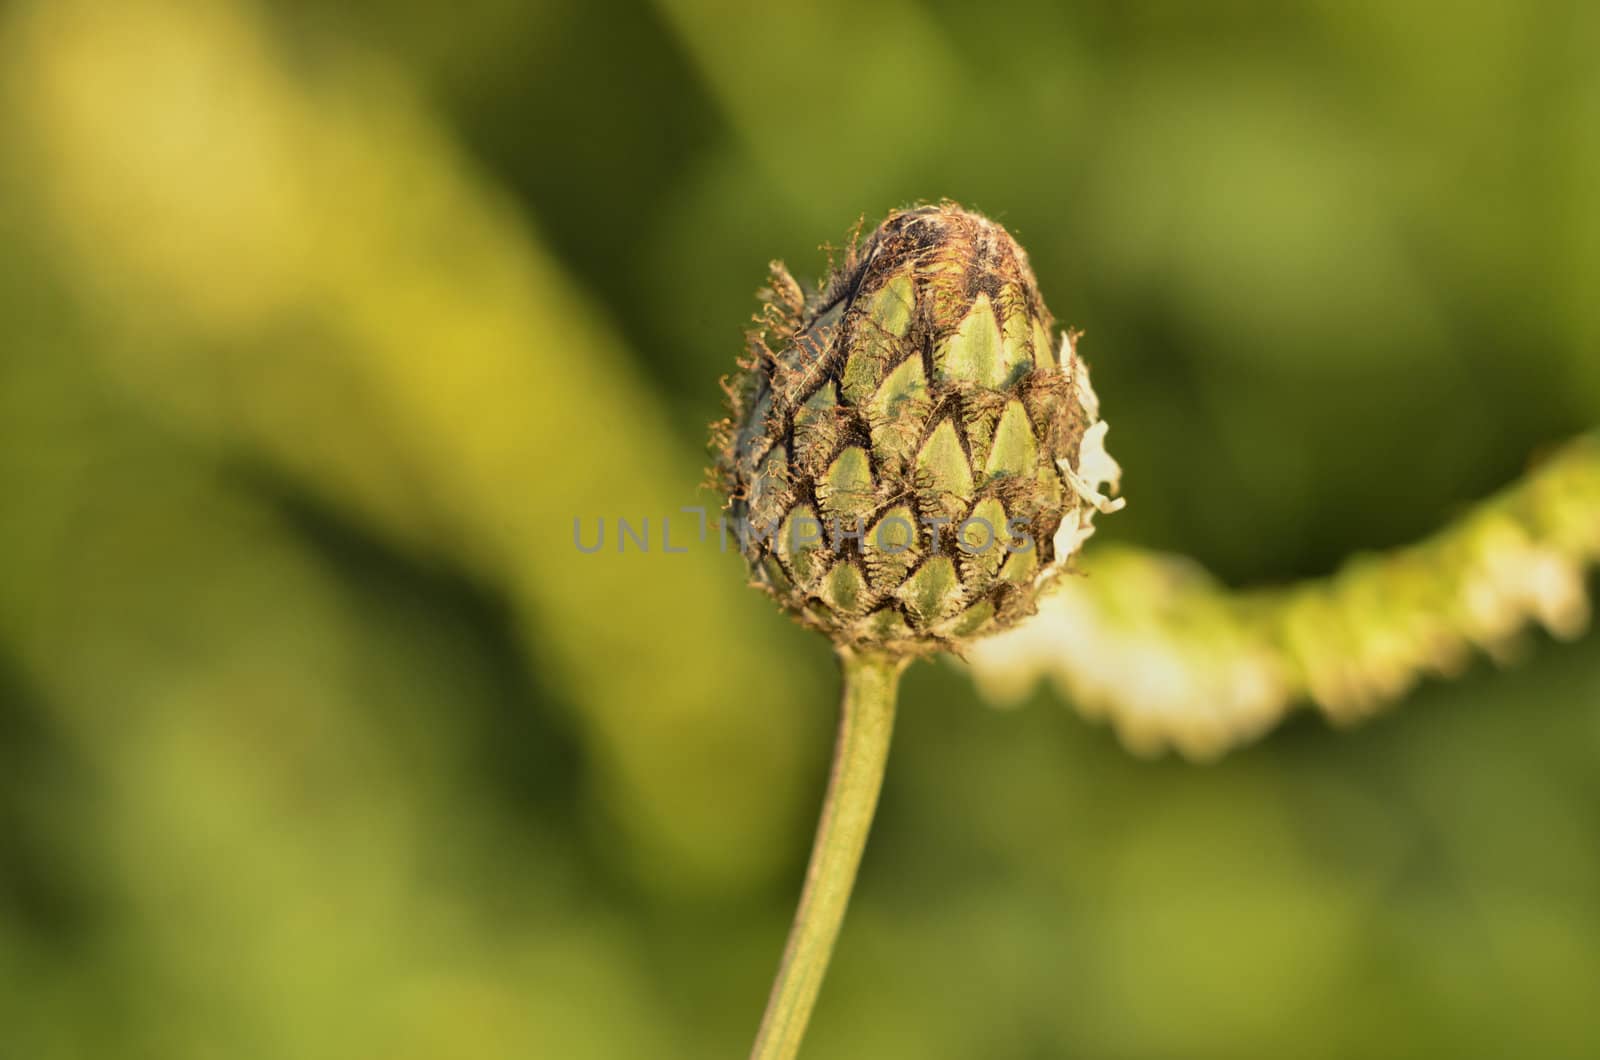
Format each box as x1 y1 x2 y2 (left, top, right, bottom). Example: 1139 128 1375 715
749 648 906 1060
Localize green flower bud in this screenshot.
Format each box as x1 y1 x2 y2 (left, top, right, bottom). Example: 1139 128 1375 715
713 202 1122 656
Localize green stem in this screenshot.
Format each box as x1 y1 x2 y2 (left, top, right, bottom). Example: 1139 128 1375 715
749 648 906 1060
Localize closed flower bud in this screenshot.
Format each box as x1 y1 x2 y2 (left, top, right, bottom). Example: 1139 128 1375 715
713 202 1122 656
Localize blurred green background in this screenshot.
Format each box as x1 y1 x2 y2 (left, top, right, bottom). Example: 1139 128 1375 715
2 0 1599 1056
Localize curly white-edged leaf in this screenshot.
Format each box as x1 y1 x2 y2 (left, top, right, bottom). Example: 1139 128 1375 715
967 433 1600 760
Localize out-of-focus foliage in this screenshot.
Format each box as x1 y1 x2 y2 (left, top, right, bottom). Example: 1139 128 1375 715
972 432 1600 759
0 0 1596 1058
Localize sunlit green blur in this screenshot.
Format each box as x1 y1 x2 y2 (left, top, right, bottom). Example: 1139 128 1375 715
1 0 1597 1057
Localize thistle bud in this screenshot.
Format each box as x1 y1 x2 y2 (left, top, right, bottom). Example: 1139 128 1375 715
713 202 1122 656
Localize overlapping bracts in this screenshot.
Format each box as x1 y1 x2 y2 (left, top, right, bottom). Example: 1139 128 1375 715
714 204 1122 655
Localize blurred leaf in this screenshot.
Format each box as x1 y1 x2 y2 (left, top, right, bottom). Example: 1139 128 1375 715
4 0 826 891
970 432 1600 758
